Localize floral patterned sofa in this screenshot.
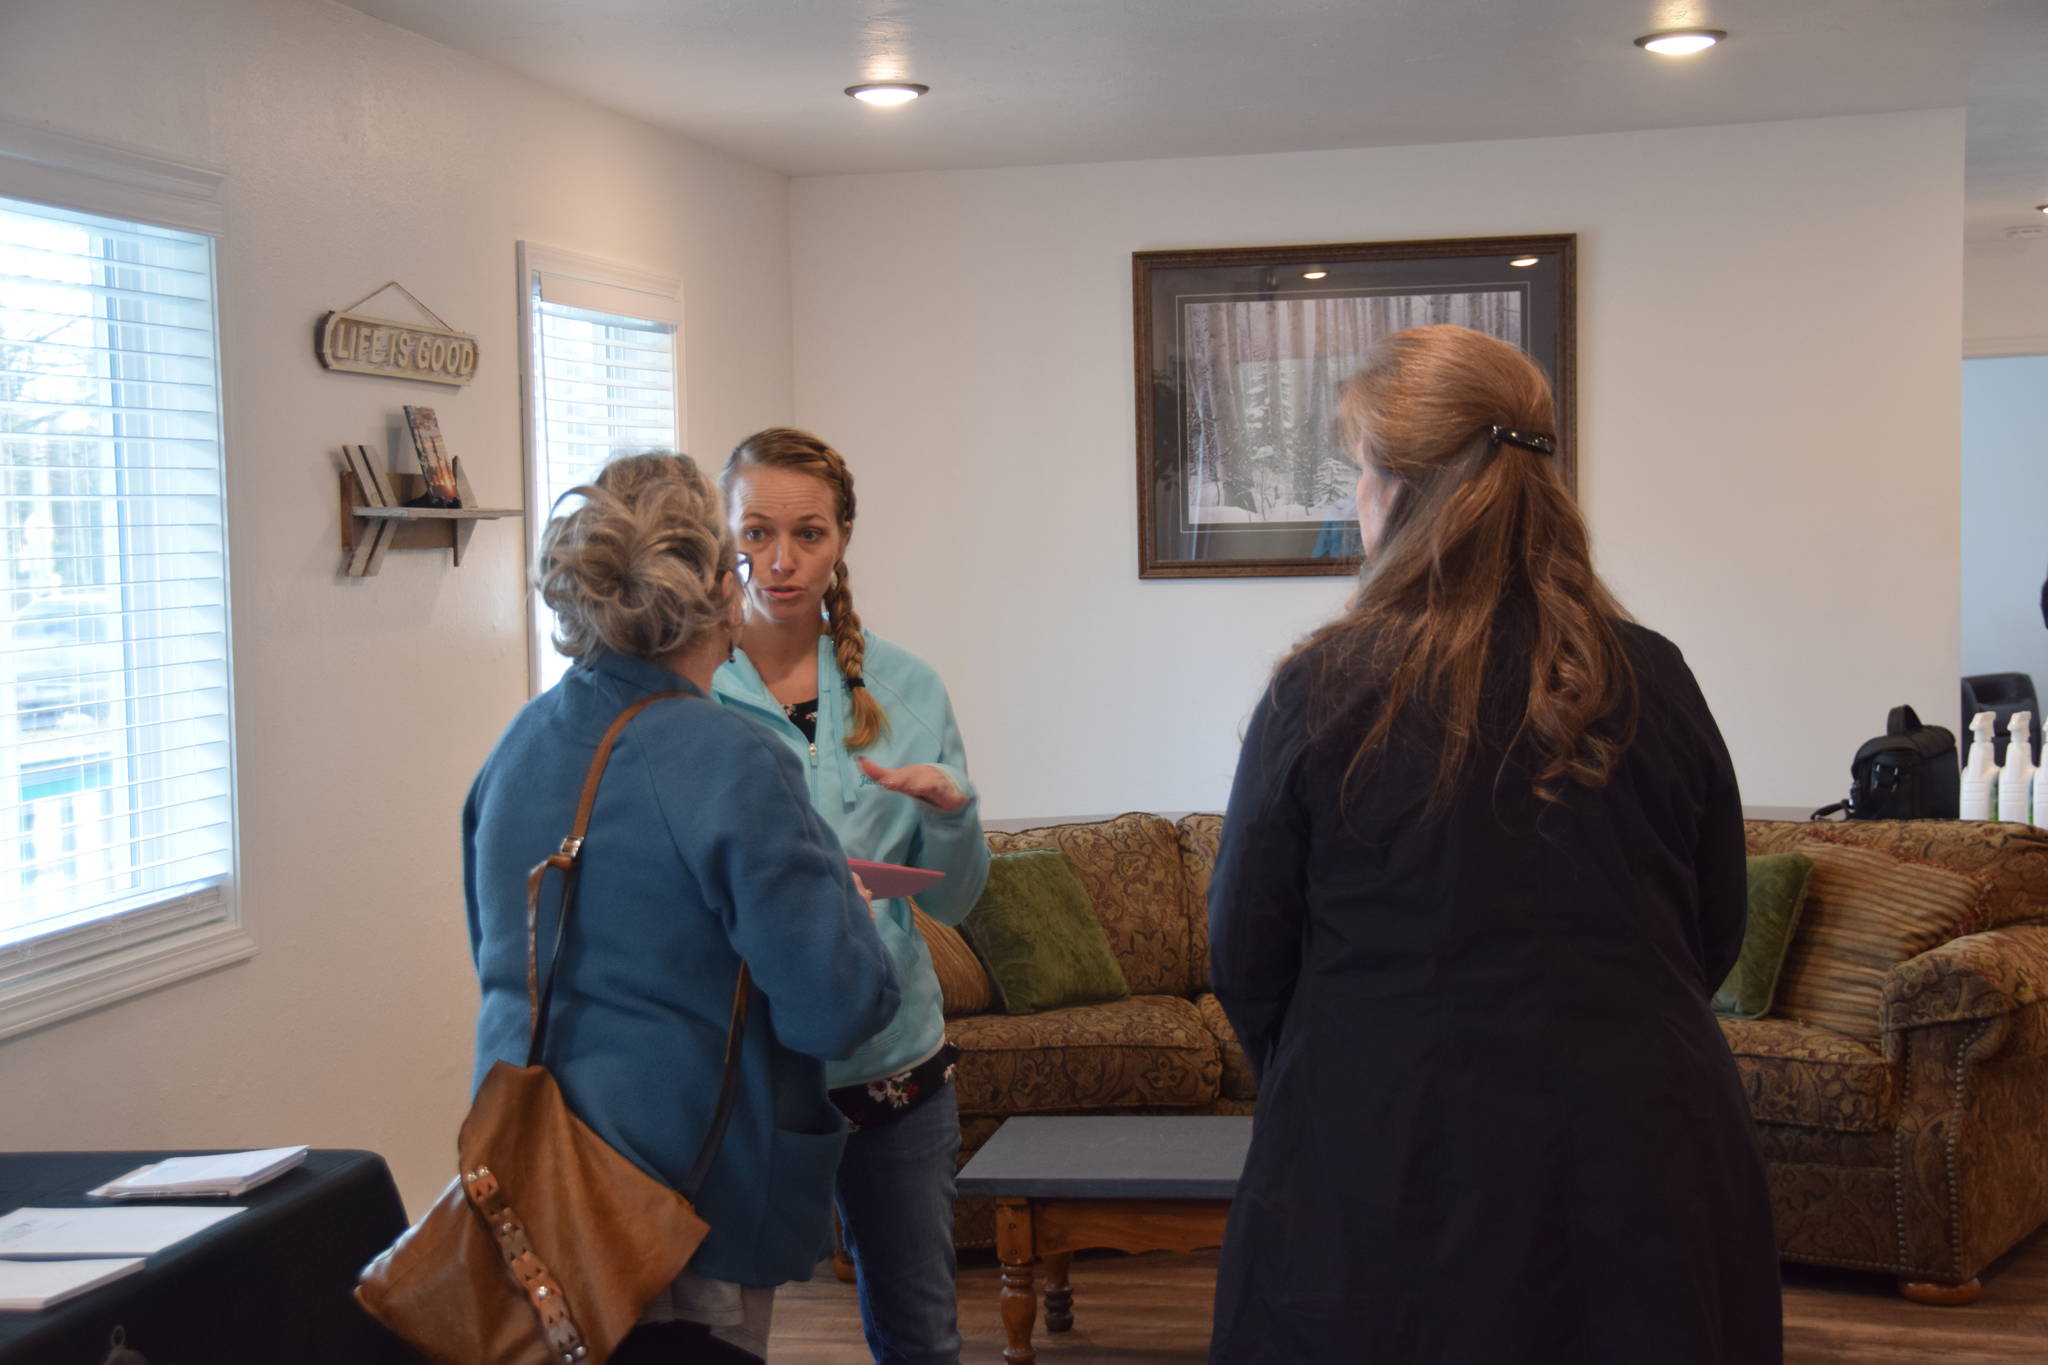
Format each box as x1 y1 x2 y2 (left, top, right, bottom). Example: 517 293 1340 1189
937 812 2048 1302
1731 818 2048 1302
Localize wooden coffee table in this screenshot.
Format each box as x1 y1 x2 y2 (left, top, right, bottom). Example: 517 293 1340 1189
955 1115 1251 1364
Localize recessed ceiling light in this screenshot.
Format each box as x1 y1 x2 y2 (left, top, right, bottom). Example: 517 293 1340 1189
1634 29 1727 56
1508 256 1540 268
1301 270 1328 280
2037 204 2048 214
846 82 929 106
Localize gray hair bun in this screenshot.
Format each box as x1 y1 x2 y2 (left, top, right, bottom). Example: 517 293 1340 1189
537 452 735 664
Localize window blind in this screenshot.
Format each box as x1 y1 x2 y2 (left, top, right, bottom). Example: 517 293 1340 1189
527 266 681 691
0 194 233 964
533 299 679 516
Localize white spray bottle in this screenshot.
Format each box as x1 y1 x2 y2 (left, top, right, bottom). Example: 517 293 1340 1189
2034 728 2048 828
1961 711 2000 820
2000 712 2036 826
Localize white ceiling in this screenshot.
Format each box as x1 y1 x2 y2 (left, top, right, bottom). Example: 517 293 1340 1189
342 0 2048 234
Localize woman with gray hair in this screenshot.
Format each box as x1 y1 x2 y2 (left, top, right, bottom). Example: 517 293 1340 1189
465 452 901 1364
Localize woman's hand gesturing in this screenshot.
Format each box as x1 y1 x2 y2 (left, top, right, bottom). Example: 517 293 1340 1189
858 758 969 813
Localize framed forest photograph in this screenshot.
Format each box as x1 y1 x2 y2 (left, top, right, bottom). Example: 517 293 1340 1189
1134 234 1576 578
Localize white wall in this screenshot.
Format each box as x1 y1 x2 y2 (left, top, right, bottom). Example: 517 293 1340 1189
1966 234 2048 357
1962 356 2048 699
0 0 791 1210
791 110 1964 817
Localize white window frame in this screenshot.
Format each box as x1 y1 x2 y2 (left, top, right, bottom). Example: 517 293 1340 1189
0 116 248 1041
515 242 684 695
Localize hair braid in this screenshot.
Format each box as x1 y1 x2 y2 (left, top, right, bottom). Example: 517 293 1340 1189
822 557 887 749
724 426 890 751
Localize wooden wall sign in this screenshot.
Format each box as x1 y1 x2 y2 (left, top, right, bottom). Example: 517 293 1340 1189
315 282 478 387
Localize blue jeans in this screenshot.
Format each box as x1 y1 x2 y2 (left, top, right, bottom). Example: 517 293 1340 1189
836 1082 963 1365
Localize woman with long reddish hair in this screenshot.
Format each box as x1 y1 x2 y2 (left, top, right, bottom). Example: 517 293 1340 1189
1207 326 1780 1363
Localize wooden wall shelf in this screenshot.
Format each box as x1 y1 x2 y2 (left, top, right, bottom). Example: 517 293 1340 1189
353 504 520 521
337 451 521 576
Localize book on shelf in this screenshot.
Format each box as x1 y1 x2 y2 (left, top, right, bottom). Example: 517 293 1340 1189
403 404 460 506
86 1145 309 1200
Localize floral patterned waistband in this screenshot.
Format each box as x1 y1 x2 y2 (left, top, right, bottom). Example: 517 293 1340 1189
828 1041 960 1131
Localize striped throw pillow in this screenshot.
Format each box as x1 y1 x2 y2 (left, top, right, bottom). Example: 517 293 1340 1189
1771 842 1983 1046
912 902 993 1017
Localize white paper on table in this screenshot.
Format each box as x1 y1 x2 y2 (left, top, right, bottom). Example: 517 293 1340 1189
0 1257 146 1311
88 1145 308 1198
0 1205 242 1258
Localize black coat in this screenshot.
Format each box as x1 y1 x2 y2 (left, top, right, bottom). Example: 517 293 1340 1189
1208 622 1781 1364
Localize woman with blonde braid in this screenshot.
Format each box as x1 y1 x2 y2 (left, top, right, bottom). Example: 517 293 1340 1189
714 427 988 1365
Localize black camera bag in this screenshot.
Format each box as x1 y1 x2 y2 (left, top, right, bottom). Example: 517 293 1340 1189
1811 705 1959 821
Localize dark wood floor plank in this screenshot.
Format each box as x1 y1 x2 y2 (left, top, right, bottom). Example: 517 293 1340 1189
771 1230 2048 1363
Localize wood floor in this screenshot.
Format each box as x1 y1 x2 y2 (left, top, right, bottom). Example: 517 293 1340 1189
771 1230 2048 1362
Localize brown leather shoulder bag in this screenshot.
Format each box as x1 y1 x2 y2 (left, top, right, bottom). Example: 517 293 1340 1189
357 692 750 1365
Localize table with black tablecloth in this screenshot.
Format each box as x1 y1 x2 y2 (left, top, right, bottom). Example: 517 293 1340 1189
0 1148 418 1365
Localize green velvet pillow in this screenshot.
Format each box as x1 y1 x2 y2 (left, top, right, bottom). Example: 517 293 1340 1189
961 849 1130 1016
1712 852 1816 1019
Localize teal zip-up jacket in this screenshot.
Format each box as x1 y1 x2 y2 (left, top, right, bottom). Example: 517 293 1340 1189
714 630 990 1087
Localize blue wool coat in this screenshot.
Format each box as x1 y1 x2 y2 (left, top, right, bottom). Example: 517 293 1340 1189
464 650 901 1286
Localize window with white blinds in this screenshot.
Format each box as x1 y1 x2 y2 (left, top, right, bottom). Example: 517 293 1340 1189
518 244 682 692
0 177 241 1037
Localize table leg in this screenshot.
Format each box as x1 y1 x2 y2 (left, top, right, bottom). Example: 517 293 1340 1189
830 1210 856 1284
995 1197 1039 1365
1042 1251 1074 1333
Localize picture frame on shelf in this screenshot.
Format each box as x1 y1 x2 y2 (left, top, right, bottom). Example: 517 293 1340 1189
1133 234 1576 579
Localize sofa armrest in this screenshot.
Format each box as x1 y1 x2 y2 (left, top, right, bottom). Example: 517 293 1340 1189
1883 925 2048 1058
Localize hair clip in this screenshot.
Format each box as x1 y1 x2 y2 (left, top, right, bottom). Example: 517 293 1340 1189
1488 425 1556 456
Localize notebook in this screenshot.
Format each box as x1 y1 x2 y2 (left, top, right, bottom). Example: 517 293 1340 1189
847 859 945 899
0 1257 145 1312
86 1146 308 1199
0 1205 242 1258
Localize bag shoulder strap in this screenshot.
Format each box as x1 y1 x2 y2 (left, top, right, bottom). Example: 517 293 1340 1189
1888 704 1923 736
523 691 683 1043
519 690 753 1202
683 970 750 1204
